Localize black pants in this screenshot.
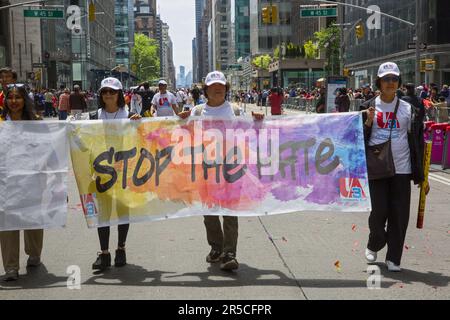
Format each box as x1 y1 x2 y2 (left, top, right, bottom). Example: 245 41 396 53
97 224 129 251
367 174 411 265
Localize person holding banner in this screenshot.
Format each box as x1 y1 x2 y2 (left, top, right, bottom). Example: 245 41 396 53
189 71 264 271
360 62 427 272
89 77 141 271
0 84 43 281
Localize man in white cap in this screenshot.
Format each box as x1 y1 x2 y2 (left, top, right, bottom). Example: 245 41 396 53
151 80 178 117
189 71 264 272
360 62 427 272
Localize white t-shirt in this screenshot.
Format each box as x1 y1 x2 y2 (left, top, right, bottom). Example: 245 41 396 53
368 97 412 174
152 92 177 117
98 108 129 120
190 101 236 119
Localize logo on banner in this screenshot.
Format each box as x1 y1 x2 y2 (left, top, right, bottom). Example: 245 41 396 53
340 178 367 200
80 194 98 217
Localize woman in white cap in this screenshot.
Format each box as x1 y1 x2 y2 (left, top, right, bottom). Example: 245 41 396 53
90 77 140 271
189 71 264 271
360 62 427 272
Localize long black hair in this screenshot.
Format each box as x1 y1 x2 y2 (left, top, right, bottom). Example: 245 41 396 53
2 85 39 120
97 89 126 109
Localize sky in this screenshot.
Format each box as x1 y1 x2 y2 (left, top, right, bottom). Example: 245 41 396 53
158 0 196 75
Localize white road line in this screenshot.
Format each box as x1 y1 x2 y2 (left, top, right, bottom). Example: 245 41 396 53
428 173 450 186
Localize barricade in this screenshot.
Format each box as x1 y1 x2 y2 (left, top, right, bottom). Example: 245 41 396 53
442 126 450 169
430 123 448 164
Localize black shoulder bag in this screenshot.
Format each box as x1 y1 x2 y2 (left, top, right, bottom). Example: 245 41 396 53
366 98 400 180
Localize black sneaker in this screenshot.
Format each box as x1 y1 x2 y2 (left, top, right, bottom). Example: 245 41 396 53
92 252 111 270
114 249 127 267
220 252 239 271
206 249 223 263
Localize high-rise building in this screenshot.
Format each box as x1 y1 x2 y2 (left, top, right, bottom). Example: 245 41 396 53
115 0 135 84
195 0 206 82
212 0 232 71
234 0 251 60
134 0 157 39
0 0 10 68
343 0 450 86
192 37 198 83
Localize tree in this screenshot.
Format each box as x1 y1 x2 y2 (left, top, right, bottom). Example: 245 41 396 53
132 34 160 82
313 24 341 76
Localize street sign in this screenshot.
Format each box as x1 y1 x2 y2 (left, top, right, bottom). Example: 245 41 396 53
408 42 427 50
32 63 46 68
301 7 337 18
23 9 64 19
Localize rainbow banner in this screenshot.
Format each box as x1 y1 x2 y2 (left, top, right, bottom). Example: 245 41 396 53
68 113 371 228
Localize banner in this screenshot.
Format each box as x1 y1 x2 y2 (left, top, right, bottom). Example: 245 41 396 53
0 121 68 231
68 113 371 228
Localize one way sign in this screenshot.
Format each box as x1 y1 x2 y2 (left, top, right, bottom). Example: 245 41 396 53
408 42 427 50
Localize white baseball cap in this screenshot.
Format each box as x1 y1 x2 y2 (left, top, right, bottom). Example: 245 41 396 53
158 80 168 86
377 62 400 78
205 71 227 86
100 77 122 91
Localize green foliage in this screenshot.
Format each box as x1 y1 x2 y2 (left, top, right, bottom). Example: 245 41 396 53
132 34 160 82
304 40 318 59
313 24 341 75
252 54 272 70
273 42 304 59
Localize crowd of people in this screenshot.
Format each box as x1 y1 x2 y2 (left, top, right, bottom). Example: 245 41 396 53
0 62 442 281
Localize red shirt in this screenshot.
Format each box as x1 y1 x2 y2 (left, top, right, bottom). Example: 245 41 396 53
0 91 4 111
269 93 283 115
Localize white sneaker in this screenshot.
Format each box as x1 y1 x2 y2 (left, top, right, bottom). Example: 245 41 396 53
365 248 377 263
386 260 401 272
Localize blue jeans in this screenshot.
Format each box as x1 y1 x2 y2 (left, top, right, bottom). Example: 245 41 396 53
59 111 68 120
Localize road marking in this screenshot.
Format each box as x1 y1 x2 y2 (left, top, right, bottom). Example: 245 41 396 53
429 173 450 186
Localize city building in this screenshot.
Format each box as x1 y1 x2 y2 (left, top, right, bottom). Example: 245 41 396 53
115 0 135 86
134 0 157 39
343 0 450 87
234 0 250 60
71 0 116 91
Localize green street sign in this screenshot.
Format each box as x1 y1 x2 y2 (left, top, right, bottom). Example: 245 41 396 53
23 9 64 19
301 8 337 18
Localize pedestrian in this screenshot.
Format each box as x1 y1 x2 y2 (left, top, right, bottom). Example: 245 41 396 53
335 87 350 112
0 84 43 281
0 67 18 111
315 87 326 113
360 62 427 272
268 87 283 115
188 71 264 271
88 77 141 271
69 85 87 116
136 82 155 116
58 88 71 120
151 80 178 117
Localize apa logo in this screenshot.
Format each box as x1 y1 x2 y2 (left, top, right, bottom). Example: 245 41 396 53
377 112 399 129
80 194 98 217
340 178 367 199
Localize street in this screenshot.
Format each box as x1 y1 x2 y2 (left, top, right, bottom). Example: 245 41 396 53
1 108 449 300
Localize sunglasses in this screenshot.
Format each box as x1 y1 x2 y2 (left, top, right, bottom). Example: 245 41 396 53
101 88 118 95
381 76 400 83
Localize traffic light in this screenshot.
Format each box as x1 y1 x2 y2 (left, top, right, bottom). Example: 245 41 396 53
262 6 270 24
355 23 365 39
88 1 96 22
270 5 278 24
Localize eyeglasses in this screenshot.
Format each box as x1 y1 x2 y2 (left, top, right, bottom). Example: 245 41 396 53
381 76 400 83
101 88 118 95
